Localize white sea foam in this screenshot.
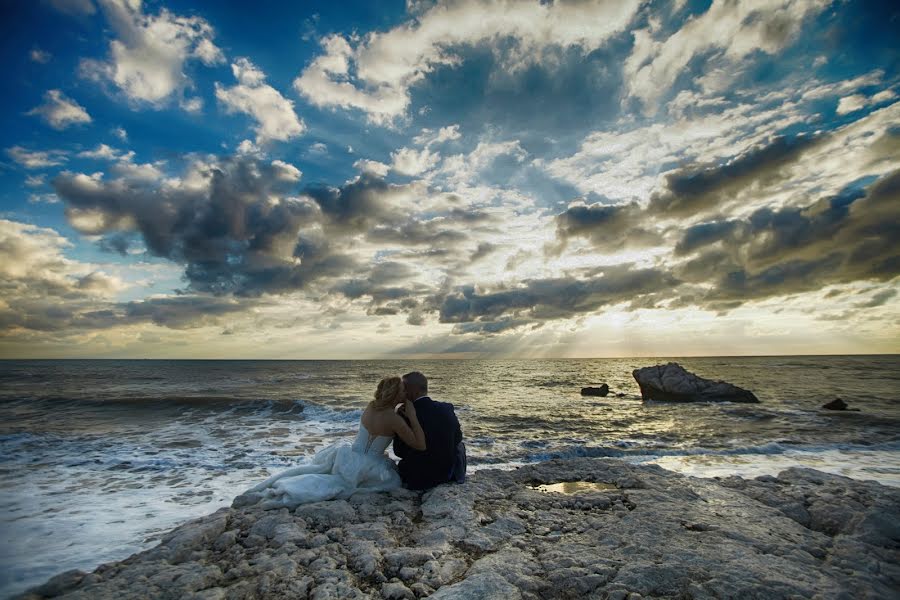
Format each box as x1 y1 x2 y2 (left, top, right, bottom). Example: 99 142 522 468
636 448 900 487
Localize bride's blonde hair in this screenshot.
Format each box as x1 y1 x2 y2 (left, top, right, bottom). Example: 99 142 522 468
371 376 405 410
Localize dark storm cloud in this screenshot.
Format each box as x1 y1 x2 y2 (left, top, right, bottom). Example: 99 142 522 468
53 156 359 296
673 169 900 307
470 242 498 262
0 293 254 334
97 233 132 255
553 199 659 251
122 296 255 329
450 317 534 335
303 173 403 233
649 134 823 218
437 264 677 324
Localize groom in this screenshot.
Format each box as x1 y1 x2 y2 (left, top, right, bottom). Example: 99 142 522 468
394 371 466 490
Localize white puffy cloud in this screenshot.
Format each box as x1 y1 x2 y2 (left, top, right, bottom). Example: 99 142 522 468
77 144 123 160
391 146 440 176
215 58 306 143
180 97 204 113
308 142 328 155
353 159 390 177
837 89 898 115
25 175 46 187
194 38 225 66
26 90 91 130
413 124 461 146
295 0 641 123
271 159 302 182
624 0 828 114
6 146 67 169
112 127 128 141
79 0 225 106
433 139 527 186
236 139 261 155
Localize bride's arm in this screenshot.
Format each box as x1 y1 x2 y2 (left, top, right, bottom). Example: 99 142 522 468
392 401 427 451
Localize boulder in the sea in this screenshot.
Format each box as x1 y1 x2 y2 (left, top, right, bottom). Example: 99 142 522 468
632 362 759 403
822 398 859 411
581 384 609 397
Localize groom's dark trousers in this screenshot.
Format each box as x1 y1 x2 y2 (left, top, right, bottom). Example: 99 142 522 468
394 396 465 491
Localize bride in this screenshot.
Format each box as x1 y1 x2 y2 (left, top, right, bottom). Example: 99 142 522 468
233 376 425 509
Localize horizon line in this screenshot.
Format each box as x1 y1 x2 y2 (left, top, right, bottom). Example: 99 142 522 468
0 352 897 361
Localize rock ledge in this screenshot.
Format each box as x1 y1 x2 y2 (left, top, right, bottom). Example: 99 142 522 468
16 459 898 599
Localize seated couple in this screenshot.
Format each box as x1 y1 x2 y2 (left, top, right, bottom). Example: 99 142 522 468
235 371 466 509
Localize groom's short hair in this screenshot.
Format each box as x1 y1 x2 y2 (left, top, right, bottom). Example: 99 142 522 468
403 371 428 393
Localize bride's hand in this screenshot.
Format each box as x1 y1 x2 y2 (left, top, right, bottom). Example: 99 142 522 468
404 399 417 415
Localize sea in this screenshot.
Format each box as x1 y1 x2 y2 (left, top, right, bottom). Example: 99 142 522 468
1 356 898 597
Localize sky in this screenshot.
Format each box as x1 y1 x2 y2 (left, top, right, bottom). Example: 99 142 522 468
0 0 898 359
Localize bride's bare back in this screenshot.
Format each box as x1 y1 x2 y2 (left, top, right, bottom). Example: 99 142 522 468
361 405 403 438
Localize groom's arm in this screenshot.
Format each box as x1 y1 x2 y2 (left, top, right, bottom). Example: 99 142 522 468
393 411 412 458
448 404 462 446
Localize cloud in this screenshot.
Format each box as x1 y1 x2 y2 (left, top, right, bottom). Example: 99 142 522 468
390 146 439 175
215 58 306 142
554 199 660 252
672 169 900 307
413 124 461 146
26 90 91 129
270 159 302 182
79 0 224 106
120 296 253 330
854 288 897 309
353 159 390 177
0 218 135 334
648 134 823 218
303 173 410 234
624 0 827 114
77 144 123 160
52 155 355 296
470 241 498 262
437 263 677 325
6 146 67 169
837 89 898 115
294 0 641 123
30 48 51 63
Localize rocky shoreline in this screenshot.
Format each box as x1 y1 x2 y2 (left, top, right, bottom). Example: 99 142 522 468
16 459 899 599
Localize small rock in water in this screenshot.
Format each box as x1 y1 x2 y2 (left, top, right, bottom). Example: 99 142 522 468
823 398 848 410
822 398 860 411
581 384 609 397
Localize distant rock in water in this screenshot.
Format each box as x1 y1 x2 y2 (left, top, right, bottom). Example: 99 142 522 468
581 384 609 397
822 398 859 411
823 398 848 410
632 362 759 403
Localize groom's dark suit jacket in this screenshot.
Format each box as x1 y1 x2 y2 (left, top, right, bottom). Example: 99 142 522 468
394 396 463 491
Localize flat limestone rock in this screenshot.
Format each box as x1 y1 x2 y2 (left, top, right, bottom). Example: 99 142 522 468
16 459 898 599
632 362 760 403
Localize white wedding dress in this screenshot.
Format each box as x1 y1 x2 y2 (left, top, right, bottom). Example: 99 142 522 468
235 424 402 509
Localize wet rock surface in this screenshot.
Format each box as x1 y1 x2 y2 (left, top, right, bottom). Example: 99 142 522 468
16 459 899 599
633 362 760 403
